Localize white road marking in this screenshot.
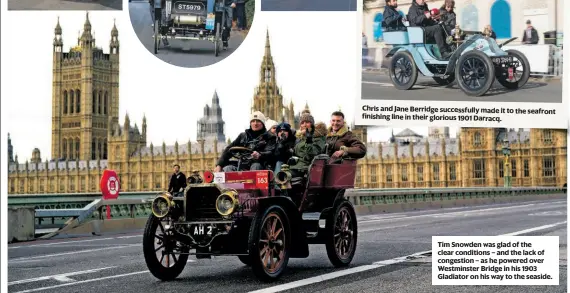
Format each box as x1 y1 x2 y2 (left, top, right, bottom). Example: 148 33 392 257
11 270 149 293
359 225 410 233
116 235 142 239
248 221 567 293
359 201 567 224
528 211 565 216
8 244 140 263
8 267 116 286
9 237 117 249
361 81 440 90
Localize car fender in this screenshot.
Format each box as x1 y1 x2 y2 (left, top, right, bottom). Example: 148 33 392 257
385 47 404 58
257 197 309 258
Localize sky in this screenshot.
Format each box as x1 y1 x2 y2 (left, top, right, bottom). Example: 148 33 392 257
1 10 458 162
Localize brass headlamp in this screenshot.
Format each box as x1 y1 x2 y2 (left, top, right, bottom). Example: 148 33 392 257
215 189 239 216
275 164 292 189
151 192 175 218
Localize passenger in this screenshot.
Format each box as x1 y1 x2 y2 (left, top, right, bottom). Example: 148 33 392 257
325 111 367 161
295 110 314 141
168 164 187 195
272 122 296 173
214 111 270 172
289 122 328 177
407 0 452 59
439 0 456 36
257 119 279 170
382 0 405 31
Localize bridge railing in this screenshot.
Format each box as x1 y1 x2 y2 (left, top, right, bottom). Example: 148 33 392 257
7 186 567 241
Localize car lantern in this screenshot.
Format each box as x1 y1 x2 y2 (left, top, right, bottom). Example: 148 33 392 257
203 171 214 183
274 164 292 189
152 192 174 218
216 189 239 216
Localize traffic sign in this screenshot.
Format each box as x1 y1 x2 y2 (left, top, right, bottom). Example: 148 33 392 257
100 169 120 200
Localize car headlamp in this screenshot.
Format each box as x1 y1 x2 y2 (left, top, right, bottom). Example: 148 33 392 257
215 189 238 216
151 192 174 218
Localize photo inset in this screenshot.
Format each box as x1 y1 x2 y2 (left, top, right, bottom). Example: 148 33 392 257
359 0 566 129
129 0 254 67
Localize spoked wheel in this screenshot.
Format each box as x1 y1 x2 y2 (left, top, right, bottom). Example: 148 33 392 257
433 75 455 86
455 50 495 96
143 214 189 280
496 49 530 90
389 51 418 90
326 200 358 267
248 206 291 281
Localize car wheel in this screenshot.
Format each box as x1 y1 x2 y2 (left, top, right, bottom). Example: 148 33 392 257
455 50 495 96
389 50 418 90
325 200 358 267
248 205 291 281
496 49 530 90
433 75 455 86
143 214 189 281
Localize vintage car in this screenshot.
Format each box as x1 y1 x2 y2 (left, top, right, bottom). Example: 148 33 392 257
142 146 359 281
151 0 227 55
383 22 531 97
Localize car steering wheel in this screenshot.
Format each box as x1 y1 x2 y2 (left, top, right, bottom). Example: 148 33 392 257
229 146 254 161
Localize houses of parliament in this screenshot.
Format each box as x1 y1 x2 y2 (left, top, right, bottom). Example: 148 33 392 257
7 14 567 195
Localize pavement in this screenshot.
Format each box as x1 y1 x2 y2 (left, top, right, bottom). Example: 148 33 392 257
8 197 567 293
8 0 121 10
129 0 246 68
261 0 356 11
361 71 563 103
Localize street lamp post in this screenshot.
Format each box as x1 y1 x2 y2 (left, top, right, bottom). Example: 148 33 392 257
502 138 511 188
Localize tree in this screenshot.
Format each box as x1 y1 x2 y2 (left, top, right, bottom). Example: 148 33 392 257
246 0 255 28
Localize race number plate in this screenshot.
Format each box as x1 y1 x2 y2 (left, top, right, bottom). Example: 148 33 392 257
191 223 214 237
206 13 215 30
492 56 514 65
172 1 205 13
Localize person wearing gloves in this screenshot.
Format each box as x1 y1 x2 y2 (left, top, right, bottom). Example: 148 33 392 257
289 121 328 177
214 111 270 172
295 110 315 141
272 122 296 173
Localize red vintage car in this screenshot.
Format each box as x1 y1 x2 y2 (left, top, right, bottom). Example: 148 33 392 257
142 146 359 281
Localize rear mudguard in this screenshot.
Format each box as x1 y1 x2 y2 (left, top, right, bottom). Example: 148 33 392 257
386 46 435 77
443 36 480 75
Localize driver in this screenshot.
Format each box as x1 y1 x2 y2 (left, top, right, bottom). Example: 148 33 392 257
325 111 367 161
407 0 452 59
214 111 270 172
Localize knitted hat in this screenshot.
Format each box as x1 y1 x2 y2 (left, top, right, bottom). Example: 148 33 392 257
300 112 314 125
265 119 278 129
250 111 266 124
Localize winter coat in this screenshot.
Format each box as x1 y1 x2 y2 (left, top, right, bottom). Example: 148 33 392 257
216 127 269 167
325 125 367 159
290 122 327 171
439 9 456 35
383 5 405 31
407 0 435 27
522 27 539 44
258 131 278 169
168 172 187 193
273 129 296 165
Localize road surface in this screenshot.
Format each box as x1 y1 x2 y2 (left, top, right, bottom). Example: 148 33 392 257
129 0 246 68
8 0 120 10
8 198 567 293
261 0 356 11
362 72 563 103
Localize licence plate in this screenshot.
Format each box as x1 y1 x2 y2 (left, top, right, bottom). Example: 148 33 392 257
492 56 514 65
173 1 205 13
192 223 214 236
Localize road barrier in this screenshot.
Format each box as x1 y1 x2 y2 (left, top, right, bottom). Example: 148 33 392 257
8 207 35 243
6 187 567 241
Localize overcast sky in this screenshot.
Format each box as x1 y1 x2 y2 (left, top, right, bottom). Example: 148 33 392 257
2 10 458 162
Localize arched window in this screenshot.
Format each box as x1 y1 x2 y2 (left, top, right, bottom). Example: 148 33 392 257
474 132 482 145
75 89 81 113
63 91 68 115
98 91 102 114
491 0 512 38
103 140 108 159
461 4 479 31
373 13 384 41
104 92 108 115
75 138 80 159
98 141 103 159
70 90 74 114
92 91 97 114
62 139 67 159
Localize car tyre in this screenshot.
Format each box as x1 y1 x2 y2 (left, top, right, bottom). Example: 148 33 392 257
248 205 291 281
325 199 358 267
389 50 418 90
143 214 189 281
455 50 495 96
496 49 531 90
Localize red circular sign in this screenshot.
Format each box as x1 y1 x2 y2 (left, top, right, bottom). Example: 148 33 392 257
100 169 120 200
